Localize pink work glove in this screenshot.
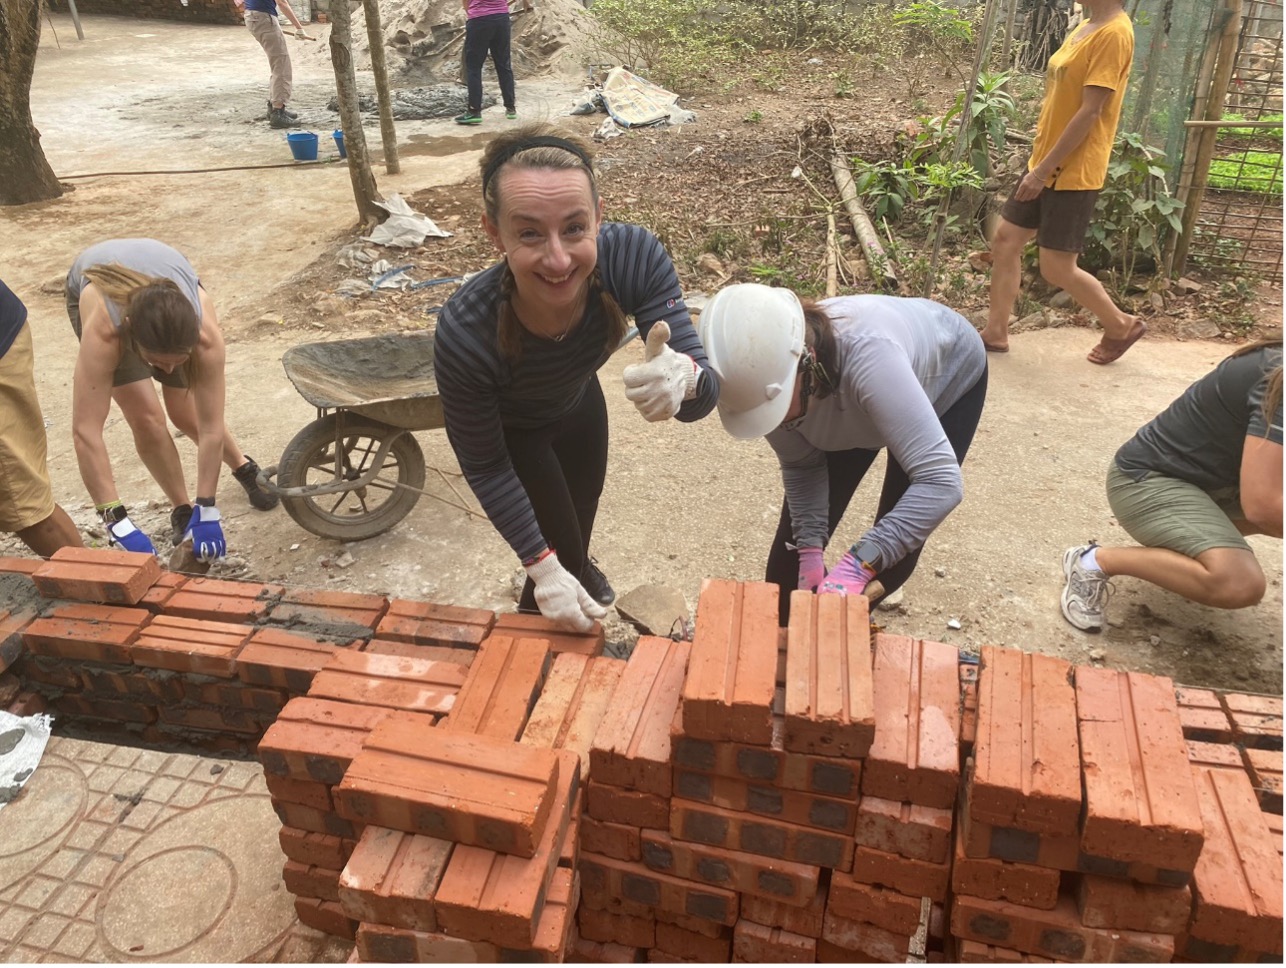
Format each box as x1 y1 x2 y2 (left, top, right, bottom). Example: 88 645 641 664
797 547 826 592
819 551 876 596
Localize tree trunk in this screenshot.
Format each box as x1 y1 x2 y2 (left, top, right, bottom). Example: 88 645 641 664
0 0 63 205
361 0 399 174
329 0 383 227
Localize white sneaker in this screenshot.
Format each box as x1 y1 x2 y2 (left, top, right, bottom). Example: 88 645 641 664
1061 543 1112 632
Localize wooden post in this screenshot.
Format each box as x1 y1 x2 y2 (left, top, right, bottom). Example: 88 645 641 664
65 0 84 40
1001 0 1019 67
361 0 400 174
329 0 384 228
825 212 839 297
1171 0 1243 275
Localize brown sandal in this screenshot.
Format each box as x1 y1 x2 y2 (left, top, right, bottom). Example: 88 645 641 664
1087 319 1147 365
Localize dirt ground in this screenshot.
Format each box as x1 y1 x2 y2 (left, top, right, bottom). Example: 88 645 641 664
5 13 1281 695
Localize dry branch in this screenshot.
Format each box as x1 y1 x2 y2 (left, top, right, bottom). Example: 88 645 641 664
829 152 898 291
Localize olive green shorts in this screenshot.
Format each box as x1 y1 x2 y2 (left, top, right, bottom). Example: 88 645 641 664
1106 460 1251 558
65 281 188 389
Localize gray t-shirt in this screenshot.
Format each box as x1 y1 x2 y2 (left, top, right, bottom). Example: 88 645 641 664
765 294 987 567
67 239 203 330
1115 345 1283 490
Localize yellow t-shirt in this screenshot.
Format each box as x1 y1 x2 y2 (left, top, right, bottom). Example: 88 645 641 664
1029 14 1135 191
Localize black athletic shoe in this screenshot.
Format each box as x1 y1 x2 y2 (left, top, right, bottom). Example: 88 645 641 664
170 504 194 547
269 107 300 129
268 100 299 120
580 558 616 607
233 456 280 511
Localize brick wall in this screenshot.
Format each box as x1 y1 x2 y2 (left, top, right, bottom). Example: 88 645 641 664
48 0 244 25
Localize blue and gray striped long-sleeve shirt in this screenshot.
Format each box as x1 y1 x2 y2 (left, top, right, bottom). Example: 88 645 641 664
434 222 719 561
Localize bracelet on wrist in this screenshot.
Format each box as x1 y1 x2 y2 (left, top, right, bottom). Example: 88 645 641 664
523 548 553 567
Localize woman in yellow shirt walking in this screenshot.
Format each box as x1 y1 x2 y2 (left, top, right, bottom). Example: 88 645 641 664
980 0 1144 365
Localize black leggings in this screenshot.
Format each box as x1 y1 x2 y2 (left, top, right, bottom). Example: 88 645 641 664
463 13 516 113
506 376 608 612
766 366 988 624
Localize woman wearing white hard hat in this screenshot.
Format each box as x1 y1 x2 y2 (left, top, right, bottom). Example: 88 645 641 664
698 283 988 622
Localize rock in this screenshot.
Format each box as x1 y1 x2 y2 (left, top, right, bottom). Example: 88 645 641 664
0 672 19 707
335 551 355 569
1175 276 1203 294
1088 648 1106 662
1148 291 1166 312
1050 290 1076 309
685 291 709 314
1149 635 1161 646
615 584 691 637
40 274 66 295
934 567 947 578
344 309 386 325
311 295 348 318
167 540 212 577
697 253 726 276
967 250 993 272
1179 319 1221 340
1011 310 1050 333
877 586 905 611
946 618 962 630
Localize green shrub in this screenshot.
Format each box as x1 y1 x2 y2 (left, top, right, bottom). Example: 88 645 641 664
585 0 736 93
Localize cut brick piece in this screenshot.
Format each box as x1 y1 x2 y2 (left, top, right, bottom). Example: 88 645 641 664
22 603 150 664
672 769 857 834
294 897 357 940
1077 874 1192 934
283 860 341 902
586 780 670 830
732 919 815 963
591 636 690 797
1076 667 1204 870
820 909 911 961
491 612 604 656
258 696 392 784
1189 765 1283 953
1186 739 1246 772
164 576 283 623
639 830 819 906
1224 692 1283 749
783 590 874 758
739 889 826 939
525 866 578 961
32 546 161 605
671 715 861 799
862 633 961 809
337 825 453 931
308 649 466 714
950 828 1060 910
950 893 1174 962
825 875 923 935
521 653 626 765
681 579 778 744
441 634 549 740
335 712 560 856
374 598 495 648
581 816 641 862
669 798 853 871
854 795 953 864
237 627 340 692
578 850 739 926
1243 746 1283 812
279 827 357 870
268 587 388 640
137 571 186 612
972 646 1080 836
849 843 950 902
434 749 580 947
0 556 42 576
1177 686 1234 742
130 614 251 676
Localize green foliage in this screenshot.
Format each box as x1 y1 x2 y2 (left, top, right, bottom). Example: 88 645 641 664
852 158 922 222
1207 150 1284 195
892 1 974 50
1220 113 1284 140
585 0 735 93
744 109 764 124
1083 132 1184 286
909 70 1016 179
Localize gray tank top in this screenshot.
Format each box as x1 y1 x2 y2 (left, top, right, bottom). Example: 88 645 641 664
67 239 203 331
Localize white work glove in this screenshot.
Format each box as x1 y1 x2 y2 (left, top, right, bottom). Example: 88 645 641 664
294 29 315 40
622 321 699 422
524 551 608 632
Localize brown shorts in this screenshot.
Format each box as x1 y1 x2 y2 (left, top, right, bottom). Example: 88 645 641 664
0 323 57 532
65 281 189 389
1000 185 1100 253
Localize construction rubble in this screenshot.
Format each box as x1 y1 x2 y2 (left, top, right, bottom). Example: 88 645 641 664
0 546 1281 963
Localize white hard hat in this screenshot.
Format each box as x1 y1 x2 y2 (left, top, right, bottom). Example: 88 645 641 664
698 283 805 439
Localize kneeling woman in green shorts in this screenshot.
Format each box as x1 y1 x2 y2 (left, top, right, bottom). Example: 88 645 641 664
1060 338 1282 631
67 239 278 561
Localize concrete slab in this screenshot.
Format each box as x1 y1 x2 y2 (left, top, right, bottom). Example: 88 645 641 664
0 736 351 963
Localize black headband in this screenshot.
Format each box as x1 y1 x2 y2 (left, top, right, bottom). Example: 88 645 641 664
481 136 594 194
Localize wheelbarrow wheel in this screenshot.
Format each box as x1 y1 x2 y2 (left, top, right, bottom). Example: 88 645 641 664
277 413 427 541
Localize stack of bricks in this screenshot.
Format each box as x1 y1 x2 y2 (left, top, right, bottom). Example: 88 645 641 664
951 645 1280 961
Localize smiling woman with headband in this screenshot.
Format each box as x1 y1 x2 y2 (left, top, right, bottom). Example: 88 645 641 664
433 124 720 631
698 284 988 623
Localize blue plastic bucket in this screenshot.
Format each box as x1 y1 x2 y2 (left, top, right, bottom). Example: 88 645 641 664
286 131 319 162
333 129 347 159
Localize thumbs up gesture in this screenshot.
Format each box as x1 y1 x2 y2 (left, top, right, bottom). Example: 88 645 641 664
622 321 700 422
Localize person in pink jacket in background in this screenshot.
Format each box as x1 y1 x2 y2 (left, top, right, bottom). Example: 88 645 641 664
455 0 533 124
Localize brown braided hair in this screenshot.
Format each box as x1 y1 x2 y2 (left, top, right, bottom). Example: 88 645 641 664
481 124 628 362
81 263 201 386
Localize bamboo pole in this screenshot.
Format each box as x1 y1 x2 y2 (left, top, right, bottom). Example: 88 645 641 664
1172 0 1244 275
361 0 400 174
1001 0 1019 67
829 153 899 291
826 213 839 297
329 0 384 228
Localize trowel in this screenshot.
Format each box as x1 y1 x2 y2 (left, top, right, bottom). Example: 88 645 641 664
167 538 212 576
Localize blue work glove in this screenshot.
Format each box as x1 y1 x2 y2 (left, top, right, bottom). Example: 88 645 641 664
183 504 227 561
820 551 877 596
106 515 157 555
797 547 826 592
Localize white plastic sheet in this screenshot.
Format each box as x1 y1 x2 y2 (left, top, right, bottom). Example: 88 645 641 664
362 194 453 248
0 711 53 814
